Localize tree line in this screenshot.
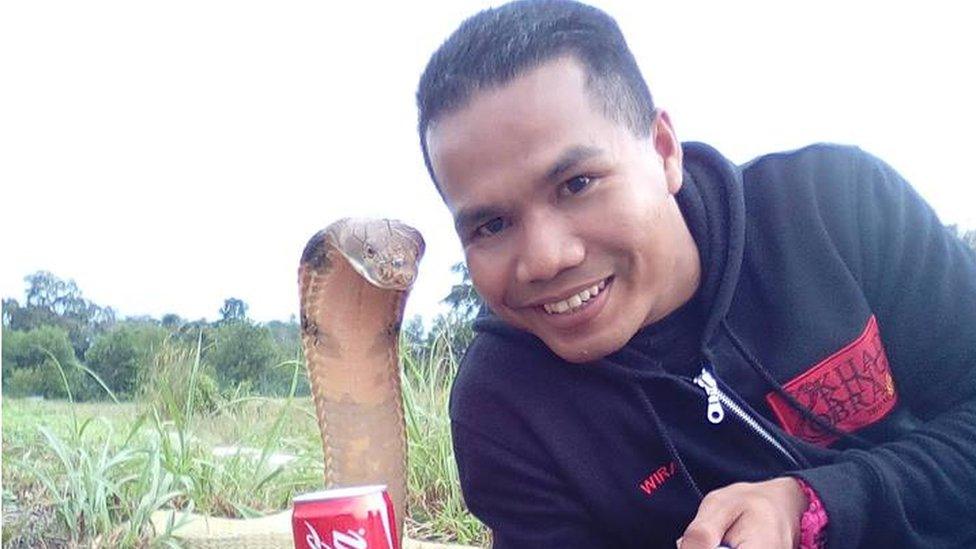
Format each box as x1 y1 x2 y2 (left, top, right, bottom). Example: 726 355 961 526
1 272 309 400
1 266 484 403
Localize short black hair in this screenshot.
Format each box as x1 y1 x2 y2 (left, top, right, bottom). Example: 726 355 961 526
416 0 656 187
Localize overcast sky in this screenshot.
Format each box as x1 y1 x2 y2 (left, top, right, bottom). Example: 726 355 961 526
2 1 974 326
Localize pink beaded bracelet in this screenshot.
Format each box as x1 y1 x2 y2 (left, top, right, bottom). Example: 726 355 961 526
795 478 828 549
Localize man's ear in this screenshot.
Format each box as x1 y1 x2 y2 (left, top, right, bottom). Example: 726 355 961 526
652 110 683 195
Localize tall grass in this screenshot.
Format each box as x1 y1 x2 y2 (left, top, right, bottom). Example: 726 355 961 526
3 322 488 547
139 333 220 422
402 322 489 546
3 349 188 547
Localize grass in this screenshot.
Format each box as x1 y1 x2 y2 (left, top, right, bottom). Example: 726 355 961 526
403 329 488 545
1 329 490 547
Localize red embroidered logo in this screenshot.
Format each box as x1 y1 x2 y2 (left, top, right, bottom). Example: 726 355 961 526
766 315 897 447
638 461 676 497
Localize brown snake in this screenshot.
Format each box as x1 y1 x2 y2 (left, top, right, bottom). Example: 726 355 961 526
298 218 425 542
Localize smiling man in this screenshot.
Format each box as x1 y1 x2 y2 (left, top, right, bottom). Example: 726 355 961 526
416 1 976 548
427 56 698 365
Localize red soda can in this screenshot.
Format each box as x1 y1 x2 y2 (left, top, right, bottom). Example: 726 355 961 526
292 485 399 549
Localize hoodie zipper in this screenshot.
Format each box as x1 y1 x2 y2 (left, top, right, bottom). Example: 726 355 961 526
693 363 800 468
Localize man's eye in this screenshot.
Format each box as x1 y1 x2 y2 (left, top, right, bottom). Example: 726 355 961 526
562 175 592 196
475 217 506 238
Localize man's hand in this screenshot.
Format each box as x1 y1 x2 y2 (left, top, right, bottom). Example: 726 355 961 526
677 477 808 549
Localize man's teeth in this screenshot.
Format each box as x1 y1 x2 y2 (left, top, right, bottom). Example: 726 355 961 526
543 279 607 315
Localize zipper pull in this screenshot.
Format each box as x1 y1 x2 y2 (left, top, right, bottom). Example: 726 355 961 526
693 365 725 424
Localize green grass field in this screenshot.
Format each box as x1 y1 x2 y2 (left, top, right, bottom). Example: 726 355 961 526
1 334 490 547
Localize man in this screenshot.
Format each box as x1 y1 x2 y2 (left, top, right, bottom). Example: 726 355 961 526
416 1 976 547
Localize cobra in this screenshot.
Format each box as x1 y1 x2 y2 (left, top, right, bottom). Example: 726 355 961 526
298 218 425 543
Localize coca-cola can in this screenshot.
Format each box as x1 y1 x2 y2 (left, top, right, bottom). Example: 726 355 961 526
292 485 399 549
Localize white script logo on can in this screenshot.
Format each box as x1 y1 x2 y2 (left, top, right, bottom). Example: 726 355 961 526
292 485 398 549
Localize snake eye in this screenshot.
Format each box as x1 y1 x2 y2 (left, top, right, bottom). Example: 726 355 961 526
364 244 376 258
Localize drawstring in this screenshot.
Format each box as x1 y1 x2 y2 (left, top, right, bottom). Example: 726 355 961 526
634 383 704 500
721 319 874 449
593 354 704 500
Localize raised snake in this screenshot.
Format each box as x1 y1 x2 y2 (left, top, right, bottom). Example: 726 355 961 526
298 218 425 543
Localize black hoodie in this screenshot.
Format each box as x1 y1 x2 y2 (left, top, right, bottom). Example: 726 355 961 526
449 143 976 548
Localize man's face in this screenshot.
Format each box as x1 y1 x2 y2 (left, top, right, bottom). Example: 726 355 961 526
426 57 700 363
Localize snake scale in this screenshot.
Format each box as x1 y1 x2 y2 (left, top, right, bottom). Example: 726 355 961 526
298 218 425 543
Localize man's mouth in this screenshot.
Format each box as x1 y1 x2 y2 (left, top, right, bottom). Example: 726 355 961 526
542 277 611 315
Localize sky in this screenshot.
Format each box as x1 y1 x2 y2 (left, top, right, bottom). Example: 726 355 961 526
2 1 974 327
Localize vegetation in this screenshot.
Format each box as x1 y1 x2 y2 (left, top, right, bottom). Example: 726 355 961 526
3 325 85 399
2 266 488 547
2 277 302 400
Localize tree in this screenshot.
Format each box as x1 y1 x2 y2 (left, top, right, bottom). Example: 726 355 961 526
7 271 115 358
207 320 277 389
402 315 426 349
161 313 184 328
2 297 19 328
25 271 82 312
263 318 307 395
427 310 475 366
219 298 249 323
266 319 301 352
433 262 483 365
400 314 429 365
169 318 216 352
442 262 483 320
85 323 167 398
265 319 302 362
2 325 91 399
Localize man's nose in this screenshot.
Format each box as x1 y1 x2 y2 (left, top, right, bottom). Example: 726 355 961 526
514 214 584 284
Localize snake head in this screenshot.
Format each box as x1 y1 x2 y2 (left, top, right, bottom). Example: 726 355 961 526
329 218 425 291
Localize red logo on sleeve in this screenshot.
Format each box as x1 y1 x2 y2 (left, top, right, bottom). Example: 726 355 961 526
766 315 897 447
